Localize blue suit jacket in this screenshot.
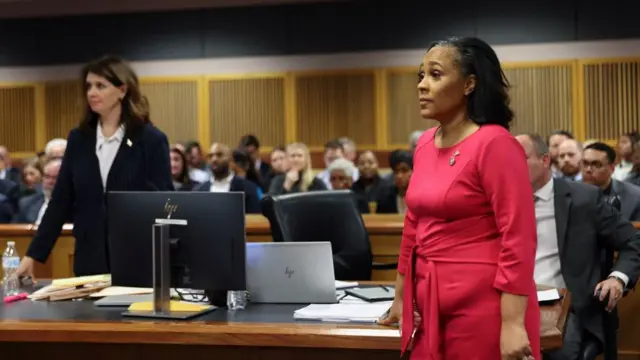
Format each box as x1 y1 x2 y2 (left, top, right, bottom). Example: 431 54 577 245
26 123 173 276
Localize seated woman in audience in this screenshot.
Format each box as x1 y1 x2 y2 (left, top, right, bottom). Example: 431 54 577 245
230 148 264 199
375 150 413 214
325 157 368 213
16 55 173 279
268 142 326 195
264 146 289 190
170 147 198 191
20 157 44 198
624 140 640 187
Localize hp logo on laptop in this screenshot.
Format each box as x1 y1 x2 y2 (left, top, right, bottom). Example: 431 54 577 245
285 266 294 278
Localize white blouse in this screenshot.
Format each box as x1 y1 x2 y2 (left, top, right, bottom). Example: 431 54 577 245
96 124 125 191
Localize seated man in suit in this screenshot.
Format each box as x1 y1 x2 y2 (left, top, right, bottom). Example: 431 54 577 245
0 193 13 223
15 157 62 224
0 170 19 213
581 142 640 221
516 134 640 360
193 142 261 214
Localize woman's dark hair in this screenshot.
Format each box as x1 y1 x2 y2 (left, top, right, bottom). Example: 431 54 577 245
425 37 513 129
79 55 150 137
232 149 261 185
170 147 190 185
239 134 261 149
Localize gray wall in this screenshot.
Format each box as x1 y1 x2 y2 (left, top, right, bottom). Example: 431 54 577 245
0 0 637 66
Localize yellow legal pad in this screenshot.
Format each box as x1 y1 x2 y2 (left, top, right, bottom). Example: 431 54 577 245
128 301 213 312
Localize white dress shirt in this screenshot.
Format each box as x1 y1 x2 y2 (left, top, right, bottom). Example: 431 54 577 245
96 124 125 191
534 179 629 288
35 199 50 226
613 160 633 181
209 173 234 193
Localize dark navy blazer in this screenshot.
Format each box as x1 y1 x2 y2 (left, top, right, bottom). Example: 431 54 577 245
26 123 173 276
193 176 261 214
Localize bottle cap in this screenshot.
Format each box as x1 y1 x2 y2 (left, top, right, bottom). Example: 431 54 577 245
7 241 15 245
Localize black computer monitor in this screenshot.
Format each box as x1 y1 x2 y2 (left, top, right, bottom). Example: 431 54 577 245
107 191 246 295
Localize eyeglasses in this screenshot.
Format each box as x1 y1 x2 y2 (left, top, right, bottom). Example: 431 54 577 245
581 160 607 170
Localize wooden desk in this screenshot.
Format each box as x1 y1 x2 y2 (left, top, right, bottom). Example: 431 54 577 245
0 288 569 359
1 219 639 357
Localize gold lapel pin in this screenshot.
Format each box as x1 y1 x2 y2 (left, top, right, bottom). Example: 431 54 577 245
126 139 133 147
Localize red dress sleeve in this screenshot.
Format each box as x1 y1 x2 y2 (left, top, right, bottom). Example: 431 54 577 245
397 208 418 275
478 135 537 295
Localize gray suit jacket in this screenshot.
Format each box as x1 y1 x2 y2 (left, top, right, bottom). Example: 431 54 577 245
611 179 640 221
14 192 45 224
554 178 640 343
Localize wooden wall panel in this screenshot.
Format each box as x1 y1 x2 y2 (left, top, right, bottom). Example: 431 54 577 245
295 72 376 147
209 77 285 148
44 81 83 141
503 63 574 136
140 80 198 144
582 60 640 140
0 86 36 152
386 70 434 145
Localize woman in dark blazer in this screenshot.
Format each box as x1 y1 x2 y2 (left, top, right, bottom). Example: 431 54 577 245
170 147 199 191
16 55 173 278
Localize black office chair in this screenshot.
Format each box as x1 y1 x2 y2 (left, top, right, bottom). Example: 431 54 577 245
261 190 378 281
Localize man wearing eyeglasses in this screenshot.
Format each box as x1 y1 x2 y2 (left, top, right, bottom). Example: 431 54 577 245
582 142 640 221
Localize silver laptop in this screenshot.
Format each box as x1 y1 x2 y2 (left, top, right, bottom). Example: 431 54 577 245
246 242 337 304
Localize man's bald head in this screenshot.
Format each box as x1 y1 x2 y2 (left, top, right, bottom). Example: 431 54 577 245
516 134 552 192
209 142 230 156
208 142 231 178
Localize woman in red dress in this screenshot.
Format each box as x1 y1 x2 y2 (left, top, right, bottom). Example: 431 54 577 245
378 37 540 360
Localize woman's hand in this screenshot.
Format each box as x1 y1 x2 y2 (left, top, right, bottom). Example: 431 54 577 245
283 170 299 191
500 321 533 360
15 256 36 282
377 298 422 335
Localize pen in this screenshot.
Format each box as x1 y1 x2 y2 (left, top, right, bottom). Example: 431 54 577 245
380 285 389 292
4 292 28 304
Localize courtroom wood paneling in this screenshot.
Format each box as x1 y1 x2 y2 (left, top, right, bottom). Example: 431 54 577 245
0 85 36 152
209 77 286 148
295 72 376 147
140 79 199 144
582 59 640 140
44 80 82 141
503 62 574 136
386 70 434 146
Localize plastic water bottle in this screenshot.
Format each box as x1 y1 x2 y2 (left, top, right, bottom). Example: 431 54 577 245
2 242 20 296
226 290 247 310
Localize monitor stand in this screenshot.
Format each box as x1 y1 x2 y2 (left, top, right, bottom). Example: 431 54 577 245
122 223 215 320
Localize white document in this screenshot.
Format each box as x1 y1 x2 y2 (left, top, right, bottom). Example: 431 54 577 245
335 280 358 289
537 288 561 302
294 301 392 323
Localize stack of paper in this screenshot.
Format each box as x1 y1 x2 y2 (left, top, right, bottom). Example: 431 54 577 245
335 280 358 289
537 289 561 302
29 274 111 301
294 301 392 323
